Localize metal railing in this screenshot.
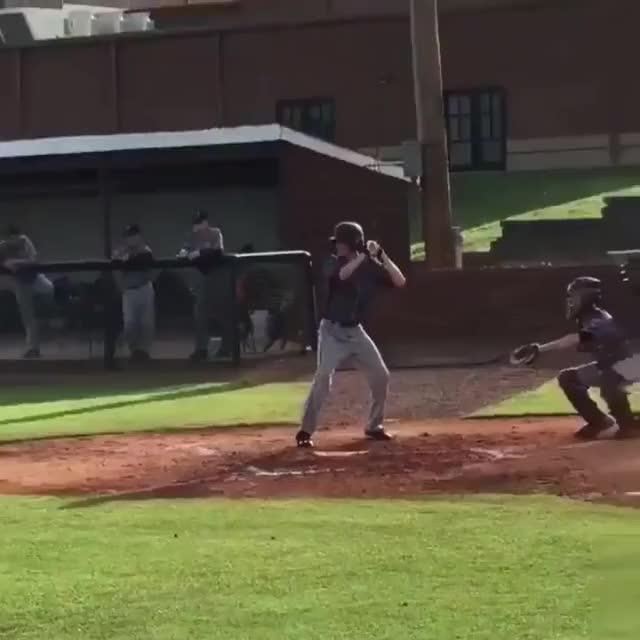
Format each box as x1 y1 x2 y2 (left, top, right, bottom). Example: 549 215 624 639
0 250 317 369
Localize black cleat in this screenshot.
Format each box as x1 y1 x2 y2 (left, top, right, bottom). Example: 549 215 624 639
296 430 314 448
574 422 612 441
365 429 394 442
22 348 41 359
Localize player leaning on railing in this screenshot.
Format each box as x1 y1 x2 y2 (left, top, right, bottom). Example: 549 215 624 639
0 224 54 359
511 277 640 440
112 224 155 362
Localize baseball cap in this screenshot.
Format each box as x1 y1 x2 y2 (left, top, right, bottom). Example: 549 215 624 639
123 223 142 237
192 209 209 225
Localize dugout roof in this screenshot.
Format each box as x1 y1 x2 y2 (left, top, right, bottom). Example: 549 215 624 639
0 124 407 181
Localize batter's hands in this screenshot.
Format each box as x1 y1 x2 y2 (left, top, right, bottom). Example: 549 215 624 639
366 240 384 261
510 343 541 366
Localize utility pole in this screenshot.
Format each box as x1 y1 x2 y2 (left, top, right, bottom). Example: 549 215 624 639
410 0 456 269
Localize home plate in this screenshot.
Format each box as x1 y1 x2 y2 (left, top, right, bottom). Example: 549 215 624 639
313 450 370 459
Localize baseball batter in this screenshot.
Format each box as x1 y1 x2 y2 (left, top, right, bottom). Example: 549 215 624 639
512 277 639 440
296 221 406 448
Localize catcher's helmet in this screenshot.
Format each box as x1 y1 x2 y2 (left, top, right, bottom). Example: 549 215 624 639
566 276 603 320
330 221 365 252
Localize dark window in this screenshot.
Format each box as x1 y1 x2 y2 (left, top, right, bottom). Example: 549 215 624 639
444 88 506 171
276 99 336 142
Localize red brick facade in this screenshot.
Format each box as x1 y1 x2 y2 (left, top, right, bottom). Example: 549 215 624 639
370 264 640 345
0 0 635 156
280 144 410 266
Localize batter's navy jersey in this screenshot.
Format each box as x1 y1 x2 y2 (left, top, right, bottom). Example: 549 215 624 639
322 255 393 326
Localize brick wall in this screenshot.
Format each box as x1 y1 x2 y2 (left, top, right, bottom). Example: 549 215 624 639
0 0 637 150
220 19 413 149
369 264 640 345
279 144 411 267
117 34 221 132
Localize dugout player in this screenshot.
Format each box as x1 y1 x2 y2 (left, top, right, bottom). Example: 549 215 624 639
112 224 155 362
178 210 230 362
296 221 406 448
0 225 54 358
512 277 639 440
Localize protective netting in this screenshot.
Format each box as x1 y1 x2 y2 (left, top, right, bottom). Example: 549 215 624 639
0 252 316 366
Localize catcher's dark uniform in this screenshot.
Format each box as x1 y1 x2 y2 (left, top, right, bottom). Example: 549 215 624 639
558 308 634 436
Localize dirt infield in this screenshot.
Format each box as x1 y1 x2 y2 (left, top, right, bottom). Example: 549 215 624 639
2 418 640 506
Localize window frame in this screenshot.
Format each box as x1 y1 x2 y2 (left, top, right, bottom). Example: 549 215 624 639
276 98 336 142
444 87 507 172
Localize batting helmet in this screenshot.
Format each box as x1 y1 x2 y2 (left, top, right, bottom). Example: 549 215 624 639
330 221 365 252
566 276 603 320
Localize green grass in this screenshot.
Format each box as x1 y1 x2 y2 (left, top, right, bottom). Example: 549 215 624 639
1 495 639 639
473 379 640 417
0 381 307 442
411 168 640 257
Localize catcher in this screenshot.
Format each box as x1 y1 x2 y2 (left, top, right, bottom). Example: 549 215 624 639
511 277 639 440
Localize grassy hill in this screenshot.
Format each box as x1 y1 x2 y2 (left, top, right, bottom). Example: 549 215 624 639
411 168 640 258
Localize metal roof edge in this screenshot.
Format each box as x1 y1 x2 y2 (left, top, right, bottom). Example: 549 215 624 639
0 124 407 181
277 126 408 181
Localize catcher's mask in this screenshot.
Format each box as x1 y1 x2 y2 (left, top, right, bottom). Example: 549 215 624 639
330 221 365 254
566 277 602 320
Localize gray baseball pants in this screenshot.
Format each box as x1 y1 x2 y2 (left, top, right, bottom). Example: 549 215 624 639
558 362 634 429
192 270 232 354
122 283 155 354
614 353 640 384
193 272 213 352
14 274 54 350
301 319 390 435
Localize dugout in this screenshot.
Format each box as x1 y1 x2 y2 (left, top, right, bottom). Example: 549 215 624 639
0 124 411 263
0 125 410 364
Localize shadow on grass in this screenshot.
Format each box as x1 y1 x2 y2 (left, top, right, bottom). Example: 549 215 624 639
0 420 296 448
0 377 235 408
410 168 640 246
62 479 227 509
453 169 640 229
0 381 254 427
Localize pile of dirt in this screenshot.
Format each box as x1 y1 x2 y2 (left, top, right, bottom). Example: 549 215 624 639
2 419 640 507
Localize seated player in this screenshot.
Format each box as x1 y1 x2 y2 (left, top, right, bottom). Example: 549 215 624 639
511 277 639 440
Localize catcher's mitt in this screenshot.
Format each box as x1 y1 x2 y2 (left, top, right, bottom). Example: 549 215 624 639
510 343 540 366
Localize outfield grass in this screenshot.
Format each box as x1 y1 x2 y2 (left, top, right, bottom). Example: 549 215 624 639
0 381 307 441
1 495 638 639
411 168 640 257
473 380 640 417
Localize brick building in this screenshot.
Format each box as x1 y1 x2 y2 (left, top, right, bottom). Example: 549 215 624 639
0 0 636 172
